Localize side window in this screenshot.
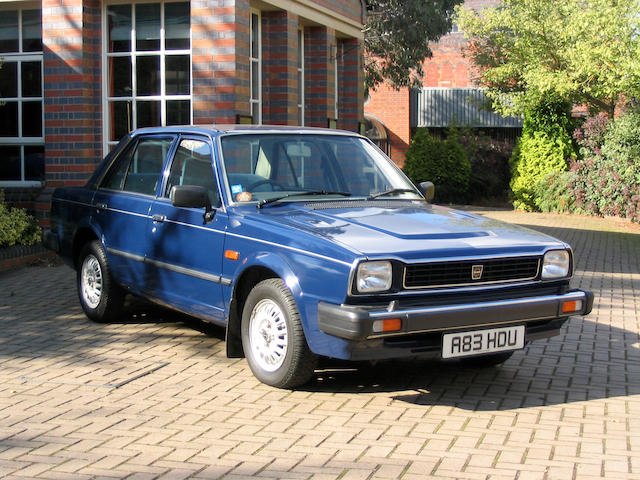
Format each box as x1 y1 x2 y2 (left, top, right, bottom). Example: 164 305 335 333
100 136 174 195
165 138 220 207
101 140 137 191
122 136 174 195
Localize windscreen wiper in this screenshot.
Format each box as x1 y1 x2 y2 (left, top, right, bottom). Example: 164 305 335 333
258 190 351 208
367 188 417 200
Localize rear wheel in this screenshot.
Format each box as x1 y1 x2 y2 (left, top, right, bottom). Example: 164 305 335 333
77 240 124 323
241 279 317 388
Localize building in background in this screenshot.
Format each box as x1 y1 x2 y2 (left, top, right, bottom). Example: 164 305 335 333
365 0 521 166
0 0 365 222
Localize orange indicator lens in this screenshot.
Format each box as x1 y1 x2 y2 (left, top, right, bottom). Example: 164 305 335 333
372 318 402 333
225 250 240 260
562 300 582 313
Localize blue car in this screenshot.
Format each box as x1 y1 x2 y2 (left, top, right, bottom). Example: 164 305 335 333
43 126 593 388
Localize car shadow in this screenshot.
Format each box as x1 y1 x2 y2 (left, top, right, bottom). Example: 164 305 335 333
301 314 640 410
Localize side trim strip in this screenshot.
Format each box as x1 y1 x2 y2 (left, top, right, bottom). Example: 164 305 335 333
108 248 145 263
107 247 226 284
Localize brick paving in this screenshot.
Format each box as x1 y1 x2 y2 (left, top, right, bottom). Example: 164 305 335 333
1 210 639 479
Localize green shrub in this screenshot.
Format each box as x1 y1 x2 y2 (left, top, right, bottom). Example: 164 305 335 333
534 170 576 213
0 191 41 247
570 109 640 222
403 129 471 203
509 100 576 211
452 128 512 204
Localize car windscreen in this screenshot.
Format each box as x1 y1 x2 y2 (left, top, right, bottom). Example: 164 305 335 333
220 134 420 204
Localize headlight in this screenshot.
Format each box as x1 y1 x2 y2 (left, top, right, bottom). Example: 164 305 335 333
541 250 570 279
356 261 392 293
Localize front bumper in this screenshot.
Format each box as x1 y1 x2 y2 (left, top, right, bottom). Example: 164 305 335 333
318 289 593 341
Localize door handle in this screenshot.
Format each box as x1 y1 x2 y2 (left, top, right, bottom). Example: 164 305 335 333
95 203 107 211
152 214 166 223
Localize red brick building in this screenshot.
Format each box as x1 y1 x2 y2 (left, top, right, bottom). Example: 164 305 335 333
365 0 521 166
0 0 365 222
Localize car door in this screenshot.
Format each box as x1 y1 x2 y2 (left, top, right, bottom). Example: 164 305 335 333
92 134 176 290
146 136 228 324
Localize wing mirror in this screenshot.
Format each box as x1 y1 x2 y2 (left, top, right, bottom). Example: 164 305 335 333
170 185 215 223
418 181 435 202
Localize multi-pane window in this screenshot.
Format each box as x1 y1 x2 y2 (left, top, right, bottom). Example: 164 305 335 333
250 10 261 124
0 8 44 184
297 28 304 126
105 2 191 150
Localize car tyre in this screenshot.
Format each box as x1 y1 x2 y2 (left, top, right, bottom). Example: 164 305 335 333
77 240 124 323
241 279 317 388
459 351 515 368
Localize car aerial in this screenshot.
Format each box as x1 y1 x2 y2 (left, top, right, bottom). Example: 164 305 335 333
43 125 593 388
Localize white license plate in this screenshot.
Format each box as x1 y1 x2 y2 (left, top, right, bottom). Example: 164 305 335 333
442 325 525 359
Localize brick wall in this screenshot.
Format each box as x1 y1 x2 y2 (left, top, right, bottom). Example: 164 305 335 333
337 38 363 133
262 11 299 125
365 85 410 165
192 0 251 124
37 0 102 225
304 26 335 127
311 0 363 24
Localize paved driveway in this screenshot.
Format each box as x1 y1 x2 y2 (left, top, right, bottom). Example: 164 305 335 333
1 210 639 480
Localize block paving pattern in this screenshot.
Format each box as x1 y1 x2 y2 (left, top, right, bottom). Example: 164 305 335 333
0 210 639 479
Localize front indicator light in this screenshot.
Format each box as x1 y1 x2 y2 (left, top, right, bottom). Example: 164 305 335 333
542 250 570 279
562 300 583 314
373 318 402 333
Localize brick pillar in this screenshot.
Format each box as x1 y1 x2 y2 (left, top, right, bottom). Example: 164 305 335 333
365 84 411 165
192 0 250 124
38 0 102 225
337 38 364 133
262 11 299 125
304 27 336 128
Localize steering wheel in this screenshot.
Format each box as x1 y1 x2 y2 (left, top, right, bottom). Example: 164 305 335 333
246 179 285 192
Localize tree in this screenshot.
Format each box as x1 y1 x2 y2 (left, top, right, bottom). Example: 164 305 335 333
455 0 640 117
364 0 462 90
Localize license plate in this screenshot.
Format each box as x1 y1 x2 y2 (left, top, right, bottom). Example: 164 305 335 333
442 325 525 359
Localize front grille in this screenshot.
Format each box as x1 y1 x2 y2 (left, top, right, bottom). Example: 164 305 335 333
403 257 540 289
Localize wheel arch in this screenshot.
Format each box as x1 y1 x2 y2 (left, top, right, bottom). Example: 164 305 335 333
225 254 304 358
226 265 279 358
72 227 100 269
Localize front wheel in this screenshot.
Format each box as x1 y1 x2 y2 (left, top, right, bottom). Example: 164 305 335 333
241 279 317 388
77 240 124 323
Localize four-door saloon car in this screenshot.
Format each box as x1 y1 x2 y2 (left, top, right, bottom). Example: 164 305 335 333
43 125 593 388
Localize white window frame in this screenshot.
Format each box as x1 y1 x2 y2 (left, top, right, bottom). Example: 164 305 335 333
334 44 339 121
0 4 44 187
250 9 262 125
102 0 193 152
297 27 304 126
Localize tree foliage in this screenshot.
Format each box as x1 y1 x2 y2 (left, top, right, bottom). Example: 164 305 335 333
402 129 471 203
364 0 462 90
455 0 640 117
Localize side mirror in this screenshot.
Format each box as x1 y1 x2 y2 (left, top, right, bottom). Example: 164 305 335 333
418 181 435 202
170 185 215 223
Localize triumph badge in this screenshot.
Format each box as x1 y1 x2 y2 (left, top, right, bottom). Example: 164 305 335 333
471 265 484 280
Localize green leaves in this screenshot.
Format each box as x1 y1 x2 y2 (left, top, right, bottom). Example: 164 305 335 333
402 129 471 203
364 0 462 90
0 192 41 248
456 0 640 116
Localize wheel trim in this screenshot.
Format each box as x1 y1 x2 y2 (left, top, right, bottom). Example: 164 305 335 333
249 299 288 372
81 254 103 309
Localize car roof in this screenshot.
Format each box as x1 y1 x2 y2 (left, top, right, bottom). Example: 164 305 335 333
131 124 363 138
